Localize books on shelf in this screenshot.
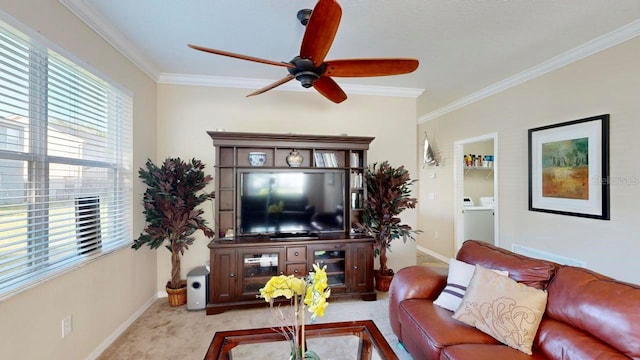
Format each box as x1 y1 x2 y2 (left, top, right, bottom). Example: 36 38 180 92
350 152 360 167
350 171 363 188
330 153 338 167
323 153 334 167
315 152 339 167
314 152 325 167
351 192 363 209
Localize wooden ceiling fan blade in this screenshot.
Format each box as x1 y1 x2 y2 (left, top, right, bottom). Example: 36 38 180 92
246 75 295 97
313 76 347 103
300 0 342 67
188 44 295 69
324 59 419 77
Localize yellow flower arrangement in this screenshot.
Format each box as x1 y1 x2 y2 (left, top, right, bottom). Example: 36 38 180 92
259 263 331 360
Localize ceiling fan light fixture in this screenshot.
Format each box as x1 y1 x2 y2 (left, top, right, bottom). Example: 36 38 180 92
294 71 319 88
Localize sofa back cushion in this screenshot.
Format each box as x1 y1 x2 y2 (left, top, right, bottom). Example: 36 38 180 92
544 266 640 358
456 240 558 290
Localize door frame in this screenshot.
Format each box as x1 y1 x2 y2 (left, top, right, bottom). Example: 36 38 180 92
453 133 499 252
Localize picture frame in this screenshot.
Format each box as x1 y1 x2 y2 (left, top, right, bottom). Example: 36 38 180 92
528 114 610 220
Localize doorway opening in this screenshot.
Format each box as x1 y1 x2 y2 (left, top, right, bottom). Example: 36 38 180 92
453 133 499 252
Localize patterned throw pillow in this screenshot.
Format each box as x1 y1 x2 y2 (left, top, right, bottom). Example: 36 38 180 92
452 265 548 355
433 258 507 312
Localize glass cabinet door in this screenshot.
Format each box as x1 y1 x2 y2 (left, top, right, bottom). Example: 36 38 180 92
239 248 284 300
308 244 347 292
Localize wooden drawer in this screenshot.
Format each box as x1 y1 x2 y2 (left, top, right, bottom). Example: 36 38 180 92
287 247 306 262
286 263 307 277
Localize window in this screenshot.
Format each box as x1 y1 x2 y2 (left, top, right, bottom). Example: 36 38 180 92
0 18 132 297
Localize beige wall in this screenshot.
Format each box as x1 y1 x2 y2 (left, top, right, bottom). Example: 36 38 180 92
417 36 640 284
0 1 157 359
156 85 419 290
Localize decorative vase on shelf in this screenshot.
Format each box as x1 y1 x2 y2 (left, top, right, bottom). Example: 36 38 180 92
286 149 304 167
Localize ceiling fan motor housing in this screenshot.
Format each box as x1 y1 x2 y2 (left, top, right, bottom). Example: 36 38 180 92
297 9 312 26
288 56 326 88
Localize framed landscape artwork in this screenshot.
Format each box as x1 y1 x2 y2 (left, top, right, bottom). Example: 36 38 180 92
528 114 610 220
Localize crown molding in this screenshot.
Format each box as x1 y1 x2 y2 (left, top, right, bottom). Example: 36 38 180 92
59 0 161 81
61 0 638 108
159 73 424 98
418 19 640 124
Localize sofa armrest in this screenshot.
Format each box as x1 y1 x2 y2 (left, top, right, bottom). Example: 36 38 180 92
389 265 448 338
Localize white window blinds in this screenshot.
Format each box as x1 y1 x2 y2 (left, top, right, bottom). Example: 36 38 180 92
0 18 132 297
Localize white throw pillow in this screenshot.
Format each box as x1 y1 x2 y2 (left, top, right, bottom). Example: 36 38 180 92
433 258 508 312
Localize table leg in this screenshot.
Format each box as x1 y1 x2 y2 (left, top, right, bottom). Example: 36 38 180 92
358 337 373 360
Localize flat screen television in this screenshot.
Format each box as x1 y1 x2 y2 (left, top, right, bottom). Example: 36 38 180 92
238 170 345 236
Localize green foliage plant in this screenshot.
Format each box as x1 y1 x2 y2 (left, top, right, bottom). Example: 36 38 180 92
359 161 420 275
132 158 215 289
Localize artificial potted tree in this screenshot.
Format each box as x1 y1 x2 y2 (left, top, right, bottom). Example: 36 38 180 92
132 157 215 306
359 161 420 291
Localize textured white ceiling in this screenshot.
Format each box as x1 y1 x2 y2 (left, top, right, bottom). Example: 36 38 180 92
61 0 640 111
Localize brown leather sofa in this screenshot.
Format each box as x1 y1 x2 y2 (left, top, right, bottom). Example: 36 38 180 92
389 240 640 360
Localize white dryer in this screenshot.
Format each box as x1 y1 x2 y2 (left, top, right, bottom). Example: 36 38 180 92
463 197 494 244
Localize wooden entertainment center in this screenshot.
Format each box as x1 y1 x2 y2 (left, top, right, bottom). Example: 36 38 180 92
206 131 376 315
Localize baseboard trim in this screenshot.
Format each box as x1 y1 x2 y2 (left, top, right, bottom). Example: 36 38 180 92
85 294 158 360
416 245 450 264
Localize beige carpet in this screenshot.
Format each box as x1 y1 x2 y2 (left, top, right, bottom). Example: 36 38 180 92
97 291 413 360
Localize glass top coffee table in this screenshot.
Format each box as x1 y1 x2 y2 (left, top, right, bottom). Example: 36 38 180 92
203 320 399 360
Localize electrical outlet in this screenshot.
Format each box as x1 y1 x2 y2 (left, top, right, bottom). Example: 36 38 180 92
434 231 439 240
62 315 72 338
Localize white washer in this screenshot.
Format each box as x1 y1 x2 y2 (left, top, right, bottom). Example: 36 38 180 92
463 197 494 244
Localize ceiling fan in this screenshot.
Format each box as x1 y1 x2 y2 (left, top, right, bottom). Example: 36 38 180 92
188 0 419 103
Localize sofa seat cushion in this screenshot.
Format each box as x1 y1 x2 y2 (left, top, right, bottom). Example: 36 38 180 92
398 299 499 359
440 344 549 360
456 240 558 289
545 266 640 358
536 317 630 360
